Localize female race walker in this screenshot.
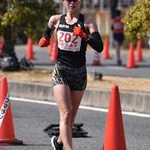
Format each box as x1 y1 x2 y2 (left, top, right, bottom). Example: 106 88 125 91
39 0 103 149
111 10 124 65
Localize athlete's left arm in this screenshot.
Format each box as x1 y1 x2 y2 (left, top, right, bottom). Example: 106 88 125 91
85 21 103 53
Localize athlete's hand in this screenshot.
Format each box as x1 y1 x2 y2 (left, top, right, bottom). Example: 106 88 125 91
73 26 89 42
38 37 50 47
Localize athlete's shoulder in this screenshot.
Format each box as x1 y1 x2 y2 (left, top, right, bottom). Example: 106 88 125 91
47 14 62 29
49 14 62 23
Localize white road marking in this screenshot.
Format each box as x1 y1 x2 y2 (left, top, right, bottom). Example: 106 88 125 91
10 97 150 118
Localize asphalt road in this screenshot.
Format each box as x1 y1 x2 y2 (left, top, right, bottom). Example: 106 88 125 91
15 45 150 79
1 98 150 150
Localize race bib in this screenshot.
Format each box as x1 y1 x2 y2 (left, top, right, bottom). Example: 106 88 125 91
57 30 81 52
114 22 123 30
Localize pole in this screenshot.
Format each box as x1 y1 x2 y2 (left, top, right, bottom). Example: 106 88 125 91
62 3 66 14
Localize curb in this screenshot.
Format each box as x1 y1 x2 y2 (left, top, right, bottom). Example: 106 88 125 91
8 81 150 114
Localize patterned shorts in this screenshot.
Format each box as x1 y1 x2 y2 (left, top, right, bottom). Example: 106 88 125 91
52 63 87 91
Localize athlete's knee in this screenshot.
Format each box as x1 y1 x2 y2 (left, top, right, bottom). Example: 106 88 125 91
60 109 72 124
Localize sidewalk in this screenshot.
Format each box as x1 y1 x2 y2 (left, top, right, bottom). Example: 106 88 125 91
15 45 150 78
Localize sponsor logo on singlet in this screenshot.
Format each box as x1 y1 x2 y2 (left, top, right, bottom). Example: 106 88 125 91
59 24 69 29
113 18 124 33
57 30 81 52
113 22 123 30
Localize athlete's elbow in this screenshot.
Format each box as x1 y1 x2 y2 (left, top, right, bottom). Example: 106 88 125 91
89 32 103 53
98 42 103 53
94 41 103 53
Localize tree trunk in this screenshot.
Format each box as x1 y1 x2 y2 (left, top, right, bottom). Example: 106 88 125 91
0 26 20 71
2 26 16 57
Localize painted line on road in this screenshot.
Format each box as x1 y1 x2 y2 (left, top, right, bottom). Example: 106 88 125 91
10 97 150 118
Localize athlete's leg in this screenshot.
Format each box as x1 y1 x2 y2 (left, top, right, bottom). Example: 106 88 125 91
70 90 85 126
55 90 85 150
53 84 73 150
114 40 122 65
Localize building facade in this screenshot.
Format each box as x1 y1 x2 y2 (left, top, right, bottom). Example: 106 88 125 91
54 0 142 36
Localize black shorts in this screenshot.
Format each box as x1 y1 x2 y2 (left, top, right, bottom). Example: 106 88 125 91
113 33 124 44
52 62 87 91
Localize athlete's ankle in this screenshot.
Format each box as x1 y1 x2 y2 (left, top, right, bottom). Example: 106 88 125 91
57 136 63 145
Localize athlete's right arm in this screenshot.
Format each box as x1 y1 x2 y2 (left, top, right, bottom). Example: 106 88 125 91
38 15 61 47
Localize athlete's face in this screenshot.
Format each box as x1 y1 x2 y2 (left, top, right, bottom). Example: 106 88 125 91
63 0 81 12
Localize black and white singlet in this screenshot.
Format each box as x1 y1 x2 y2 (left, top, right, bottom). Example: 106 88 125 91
56 14 87 68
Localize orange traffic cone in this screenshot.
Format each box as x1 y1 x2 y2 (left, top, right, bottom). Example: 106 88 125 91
126 42 135 68
0 77 23 146
92 51 101 66
48 37 54 56
26 38 34 60
103 85 126 150
135 39 143 62
50 37 58 63
0 37 4 56
102 38 111 59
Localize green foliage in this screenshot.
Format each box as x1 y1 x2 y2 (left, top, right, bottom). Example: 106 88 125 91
123 0 150 41
0 0 57 41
